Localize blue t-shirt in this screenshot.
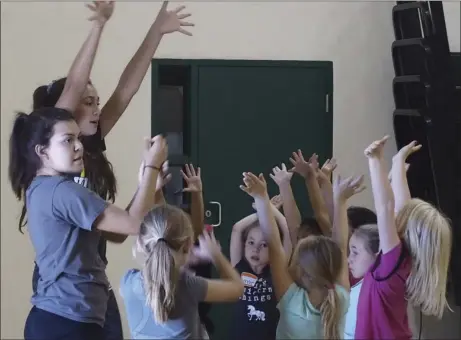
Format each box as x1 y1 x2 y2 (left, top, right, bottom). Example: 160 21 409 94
120 268 208 339
276 283 349 339
27 175 109 326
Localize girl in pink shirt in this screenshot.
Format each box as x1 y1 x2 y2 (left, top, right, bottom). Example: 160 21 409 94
356 137 452 340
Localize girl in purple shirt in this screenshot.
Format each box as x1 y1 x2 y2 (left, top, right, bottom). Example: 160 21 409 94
357 137 452 340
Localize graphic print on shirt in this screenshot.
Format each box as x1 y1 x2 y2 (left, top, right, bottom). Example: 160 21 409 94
240 272 272 322
74 169 88 188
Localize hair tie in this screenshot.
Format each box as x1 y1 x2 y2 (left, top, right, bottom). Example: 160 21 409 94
157 238 170 247
46 80 56 94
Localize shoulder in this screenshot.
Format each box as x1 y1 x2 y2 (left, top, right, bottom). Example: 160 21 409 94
235 258 251 272
120 269 142 298
27 176 68 196
181 269 208 299
372 241 411 281
335 284 350 314
277 283 303 308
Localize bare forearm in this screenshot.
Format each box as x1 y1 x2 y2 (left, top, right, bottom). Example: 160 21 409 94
305 177 331 235
391 158 411 214
369 158 395 214
320 180 335 224
332 196 349 251
191 192 204 237
56 22 105 111
126 168 159 220
212 252 241 282
117 25 163 98
254 196 282 247
278 183 302 243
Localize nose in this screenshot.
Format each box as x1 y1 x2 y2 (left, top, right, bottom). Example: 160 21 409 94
75 139 84 152
93 106 101 117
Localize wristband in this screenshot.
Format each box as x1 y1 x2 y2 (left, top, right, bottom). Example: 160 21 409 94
144 165 161 172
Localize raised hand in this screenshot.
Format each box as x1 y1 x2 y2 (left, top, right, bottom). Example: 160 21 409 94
364 135 390 159
181 164 202 192
156 161 172 191
320 158 337 182
333 174 366 201
270 163 293 186
154 1 194 36
86 1 115 25
289 150 316 179
393 140 422 164
195 231 221 262
240 172 268 198
143 135 168 170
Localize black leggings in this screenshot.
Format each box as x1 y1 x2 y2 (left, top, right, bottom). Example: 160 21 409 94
24 306 104 340
32 264 123 340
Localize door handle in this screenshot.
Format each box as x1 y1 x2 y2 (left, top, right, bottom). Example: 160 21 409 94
209 201 222 227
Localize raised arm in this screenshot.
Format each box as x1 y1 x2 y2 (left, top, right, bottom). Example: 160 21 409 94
318 158 337 223
99 1 194 137
365 136 399 254
290 151 331 236
270 164 302 246
390 141 421 215
270 199 293 257
95 135 167 235
181 164 204 238
332 174 366 290
56 2 114 112
196 232 244 302
230 212 258 266
241 172 293 301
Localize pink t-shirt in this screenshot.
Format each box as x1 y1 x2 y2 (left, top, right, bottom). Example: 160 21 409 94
355 242 412 340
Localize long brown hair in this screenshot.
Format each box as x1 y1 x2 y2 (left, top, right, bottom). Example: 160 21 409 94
289 235 344 339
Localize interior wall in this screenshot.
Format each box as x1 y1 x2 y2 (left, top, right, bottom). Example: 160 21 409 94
1 2 459 339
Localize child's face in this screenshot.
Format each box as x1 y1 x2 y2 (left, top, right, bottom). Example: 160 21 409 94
348 233 376 279
244 227 269 268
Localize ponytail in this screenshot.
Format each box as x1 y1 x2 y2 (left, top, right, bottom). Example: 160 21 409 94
319 288 342 340
142 241 179 324
8 107 75 232
9 113 34 233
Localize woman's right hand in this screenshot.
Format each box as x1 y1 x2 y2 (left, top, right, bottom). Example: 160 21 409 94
196 232 222 263
86 1 115 25
143 135 168 169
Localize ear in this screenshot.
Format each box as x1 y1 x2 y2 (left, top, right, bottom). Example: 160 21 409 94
34 144 48 159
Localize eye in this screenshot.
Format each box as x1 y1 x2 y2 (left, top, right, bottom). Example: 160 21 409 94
65 137 72 143
248 241 254 246
261 243 268 248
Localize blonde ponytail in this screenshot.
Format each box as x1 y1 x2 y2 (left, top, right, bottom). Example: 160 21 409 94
319 288 341 340
143 241 179 324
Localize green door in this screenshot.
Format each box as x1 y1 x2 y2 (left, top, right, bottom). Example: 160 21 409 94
191 60 333 339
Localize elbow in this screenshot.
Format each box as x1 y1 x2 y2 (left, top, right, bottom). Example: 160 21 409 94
126 216 142 235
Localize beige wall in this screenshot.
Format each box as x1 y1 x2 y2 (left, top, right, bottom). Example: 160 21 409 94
1 2 460 339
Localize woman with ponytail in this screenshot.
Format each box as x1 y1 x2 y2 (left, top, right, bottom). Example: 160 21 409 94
30 2 194 339
120 204 243 339
240 171 351 339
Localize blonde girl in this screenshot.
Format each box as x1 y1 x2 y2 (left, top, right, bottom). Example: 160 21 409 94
357 136 452 339
240 172 350 339
119 204 244 339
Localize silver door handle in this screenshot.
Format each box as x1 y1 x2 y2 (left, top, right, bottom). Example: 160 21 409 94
209 201 222 227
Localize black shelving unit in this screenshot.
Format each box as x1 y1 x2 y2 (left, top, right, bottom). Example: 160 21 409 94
391 1 461 305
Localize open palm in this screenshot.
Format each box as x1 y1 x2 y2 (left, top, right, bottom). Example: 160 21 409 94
155 1 194 36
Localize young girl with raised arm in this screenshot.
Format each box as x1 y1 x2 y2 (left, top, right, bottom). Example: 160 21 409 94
229 195 291 340
30 3 193 337
390 140 452 318
119 204 244 339
8 107 167 339
357 136 452 339
240 172 350 339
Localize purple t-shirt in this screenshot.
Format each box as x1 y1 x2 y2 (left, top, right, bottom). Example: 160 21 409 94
355 242 412 340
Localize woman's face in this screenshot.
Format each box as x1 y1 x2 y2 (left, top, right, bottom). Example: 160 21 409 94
74 83 101 136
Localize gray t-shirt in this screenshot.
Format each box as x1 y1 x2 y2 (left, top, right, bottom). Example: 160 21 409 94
120 268 208 339
26 175 109 326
